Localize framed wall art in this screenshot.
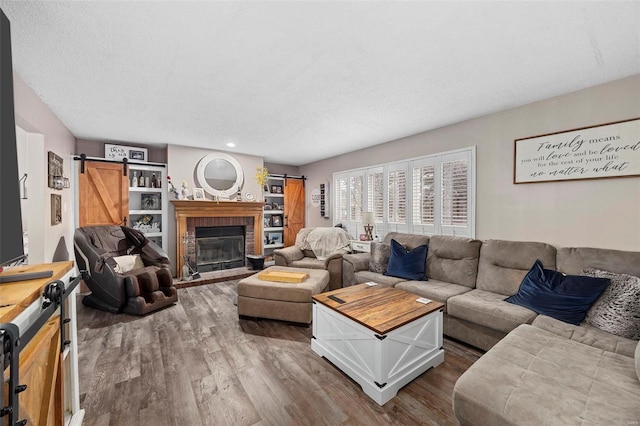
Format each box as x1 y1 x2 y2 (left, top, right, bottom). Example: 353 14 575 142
514 117 640 184
51 194 62 225
105 144 148 162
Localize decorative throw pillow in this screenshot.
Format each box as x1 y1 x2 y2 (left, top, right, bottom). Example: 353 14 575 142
369 242 391 274
112 254 145 274
384 239 428 281
582 268 640 340
506 260 610 325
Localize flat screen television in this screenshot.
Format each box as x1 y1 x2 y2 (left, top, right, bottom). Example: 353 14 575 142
0 8 52 282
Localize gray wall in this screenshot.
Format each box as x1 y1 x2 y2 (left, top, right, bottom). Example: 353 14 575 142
301 74 640 251
13 72 77 264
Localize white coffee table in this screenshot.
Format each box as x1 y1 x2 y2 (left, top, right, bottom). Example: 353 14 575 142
311 284 444 405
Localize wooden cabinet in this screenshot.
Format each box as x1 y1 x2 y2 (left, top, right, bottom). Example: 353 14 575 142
128 163 168 251
0 262 83 426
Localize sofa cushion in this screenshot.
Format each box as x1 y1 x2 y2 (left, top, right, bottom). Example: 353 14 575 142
453 324 640 426
384 239 428 281
382 232 429 250
426 235 482 288
556 246 640 276
476 239 557 296
353 270 405 287
369 241 391 274
532 315 638 358
395 279 472 313
448 289 537 333
505 260 610 325
582 268 640 340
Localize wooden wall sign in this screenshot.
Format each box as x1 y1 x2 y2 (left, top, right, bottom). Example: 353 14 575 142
47 151 63 189
51 194 62 225
514 117 640 184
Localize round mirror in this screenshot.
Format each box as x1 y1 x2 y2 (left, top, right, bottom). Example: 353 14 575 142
196 153 244 198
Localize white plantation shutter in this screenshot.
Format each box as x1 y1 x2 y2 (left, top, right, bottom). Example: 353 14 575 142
411 158 436 235
349 174 364 221
440 150 473 237
334 175 348 222
366 167 384 238
387 163 408 233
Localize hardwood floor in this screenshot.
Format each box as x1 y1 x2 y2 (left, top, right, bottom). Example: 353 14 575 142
76 281 483 426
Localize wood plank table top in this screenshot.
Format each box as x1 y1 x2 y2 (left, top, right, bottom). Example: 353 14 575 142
312 283 444 335
0 261 74 323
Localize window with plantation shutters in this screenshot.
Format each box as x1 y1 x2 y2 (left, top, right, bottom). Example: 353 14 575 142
334 147 474 238
334 176 348 221
441 159 468 226
412 163 435 226
387 168 407 224
350 174 364 221
367 170 384 223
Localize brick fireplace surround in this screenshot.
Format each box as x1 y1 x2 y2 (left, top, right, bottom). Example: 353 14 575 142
172 200 264 279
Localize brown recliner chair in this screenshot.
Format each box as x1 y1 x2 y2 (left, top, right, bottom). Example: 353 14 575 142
74 225 177 315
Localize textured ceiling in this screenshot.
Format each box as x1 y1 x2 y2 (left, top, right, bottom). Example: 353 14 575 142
1 1 639 166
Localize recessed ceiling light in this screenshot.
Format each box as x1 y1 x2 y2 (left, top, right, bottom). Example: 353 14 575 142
226 142 236 148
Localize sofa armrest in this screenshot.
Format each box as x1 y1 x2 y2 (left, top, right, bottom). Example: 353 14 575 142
323 248 349 268
342 252 371 272
273 246 304 266
342 252 371 287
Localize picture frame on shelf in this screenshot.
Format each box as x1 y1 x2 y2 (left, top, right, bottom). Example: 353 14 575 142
268 232 282 245
263 216 271 228
271 214 283 227
263 184 270 193
271 185 283 194
141 193 161 210
193 188 206 200
271 202 280 210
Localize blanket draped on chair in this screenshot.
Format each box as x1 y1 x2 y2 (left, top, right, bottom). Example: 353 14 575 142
305 227 351 260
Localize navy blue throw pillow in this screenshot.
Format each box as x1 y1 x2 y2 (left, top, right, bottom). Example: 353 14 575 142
384 239 428 281
506 260 610 325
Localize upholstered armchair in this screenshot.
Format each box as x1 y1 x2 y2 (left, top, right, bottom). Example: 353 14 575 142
74 225 178 315
273 227 352 290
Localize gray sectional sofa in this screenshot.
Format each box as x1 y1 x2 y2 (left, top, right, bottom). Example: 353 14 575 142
342 232 640 425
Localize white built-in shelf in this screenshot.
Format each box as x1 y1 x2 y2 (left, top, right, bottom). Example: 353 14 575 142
264 243 284 249
264 227 284 232
264 193 284 198
144 232 163 238
129 187 162 193
264 210 284 215
129 209 162 215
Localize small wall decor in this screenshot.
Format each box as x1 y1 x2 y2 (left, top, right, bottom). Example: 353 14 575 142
47 151 68 190
514 117 640 184
271 185 283 194
105 143 148 162
51 194 62 225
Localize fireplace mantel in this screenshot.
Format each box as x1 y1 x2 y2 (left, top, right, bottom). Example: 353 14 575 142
172 200 264 278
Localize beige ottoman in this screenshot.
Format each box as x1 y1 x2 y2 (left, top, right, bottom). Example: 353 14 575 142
237 266 330 324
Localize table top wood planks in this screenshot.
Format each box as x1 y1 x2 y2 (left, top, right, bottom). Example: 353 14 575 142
0 261 74 323
312 283 444 335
